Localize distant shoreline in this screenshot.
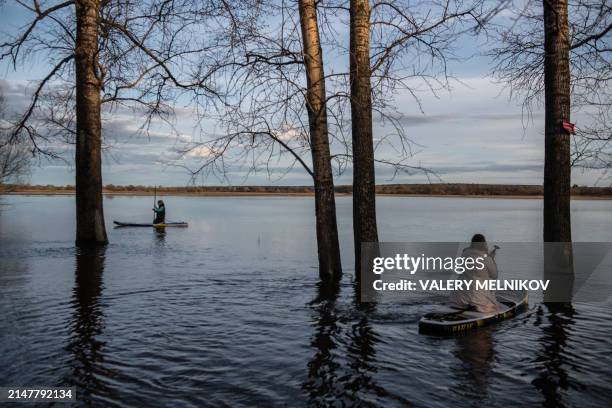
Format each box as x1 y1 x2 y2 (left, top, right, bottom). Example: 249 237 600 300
3 191 611 200
2 183 611 199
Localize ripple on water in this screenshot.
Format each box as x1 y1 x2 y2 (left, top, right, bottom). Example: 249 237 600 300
1 196 611 407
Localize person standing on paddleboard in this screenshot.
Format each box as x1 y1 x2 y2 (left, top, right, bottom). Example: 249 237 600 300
153 200 166 224
449 234 500 313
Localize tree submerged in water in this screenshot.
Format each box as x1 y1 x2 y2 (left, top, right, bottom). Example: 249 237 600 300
0 0 239 244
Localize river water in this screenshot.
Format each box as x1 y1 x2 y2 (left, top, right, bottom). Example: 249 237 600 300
0 195 610 407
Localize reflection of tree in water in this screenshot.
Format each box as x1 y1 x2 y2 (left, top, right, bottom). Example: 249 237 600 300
450 328 495 403
303 282 386 406
532 245 578 407
532 303 577 408
303 282 342 404
345 311 386 404
65 246 109 401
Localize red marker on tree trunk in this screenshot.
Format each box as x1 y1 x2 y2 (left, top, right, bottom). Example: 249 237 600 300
562 120 576 134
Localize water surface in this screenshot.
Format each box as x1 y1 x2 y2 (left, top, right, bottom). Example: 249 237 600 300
0 195 610 407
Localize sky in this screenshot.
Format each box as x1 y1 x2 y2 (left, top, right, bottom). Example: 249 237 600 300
0 1 605 187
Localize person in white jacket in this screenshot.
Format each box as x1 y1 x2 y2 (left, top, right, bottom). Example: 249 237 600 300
449 234 500 313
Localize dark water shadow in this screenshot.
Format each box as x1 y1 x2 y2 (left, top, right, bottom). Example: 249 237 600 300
450 327 496 403
64 246 111 404
154 228 167 249
345 280 386 404
531 243 580 406
531 302 580 408
527 243 581 406
343 312 387 406
302 280 387 407
302 281 342 405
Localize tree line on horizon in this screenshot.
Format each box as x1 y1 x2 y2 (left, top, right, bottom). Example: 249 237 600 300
3 182 612 196
0 0 610 283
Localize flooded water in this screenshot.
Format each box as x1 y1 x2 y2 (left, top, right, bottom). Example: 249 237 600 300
0 195 611 407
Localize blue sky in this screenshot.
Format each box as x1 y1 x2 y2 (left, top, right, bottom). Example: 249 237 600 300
0 1 604 186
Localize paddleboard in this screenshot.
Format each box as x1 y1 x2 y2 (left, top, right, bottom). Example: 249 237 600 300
113 221 188 228
419 290 528 335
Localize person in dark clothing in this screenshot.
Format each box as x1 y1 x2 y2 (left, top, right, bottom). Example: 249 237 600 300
153 200 165 224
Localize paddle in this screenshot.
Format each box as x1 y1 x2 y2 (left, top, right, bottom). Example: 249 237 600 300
153 185 157 222
490 244 500 258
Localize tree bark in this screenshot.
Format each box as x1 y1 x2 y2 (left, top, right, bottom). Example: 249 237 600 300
350 0 379 277
298 0 342 282
74 0 108 245
543 0 572 242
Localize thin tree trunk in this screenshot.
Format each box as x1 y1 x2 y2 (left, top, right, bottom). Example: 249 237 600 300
298 0 342 281
543 0 572 242
74 0 108 245
350 0 378 278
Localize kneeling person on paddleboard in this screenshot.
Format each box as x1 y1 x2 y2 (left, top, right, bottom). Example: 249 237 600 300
153 200 166 224
449 234 500 314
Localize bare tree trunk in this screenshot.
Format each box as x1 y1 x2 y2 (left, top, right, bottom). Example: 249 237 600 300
350 0 378 277
543 0 572 242
74 0 108 246
298 0 342 282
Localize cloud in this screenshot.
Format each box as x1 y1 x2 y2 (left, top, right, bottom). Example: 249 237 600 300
432 162 543 175
185 145 214 158
2 74 601 187
381 111 543 127
275 126 306 142
0 79 36 115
